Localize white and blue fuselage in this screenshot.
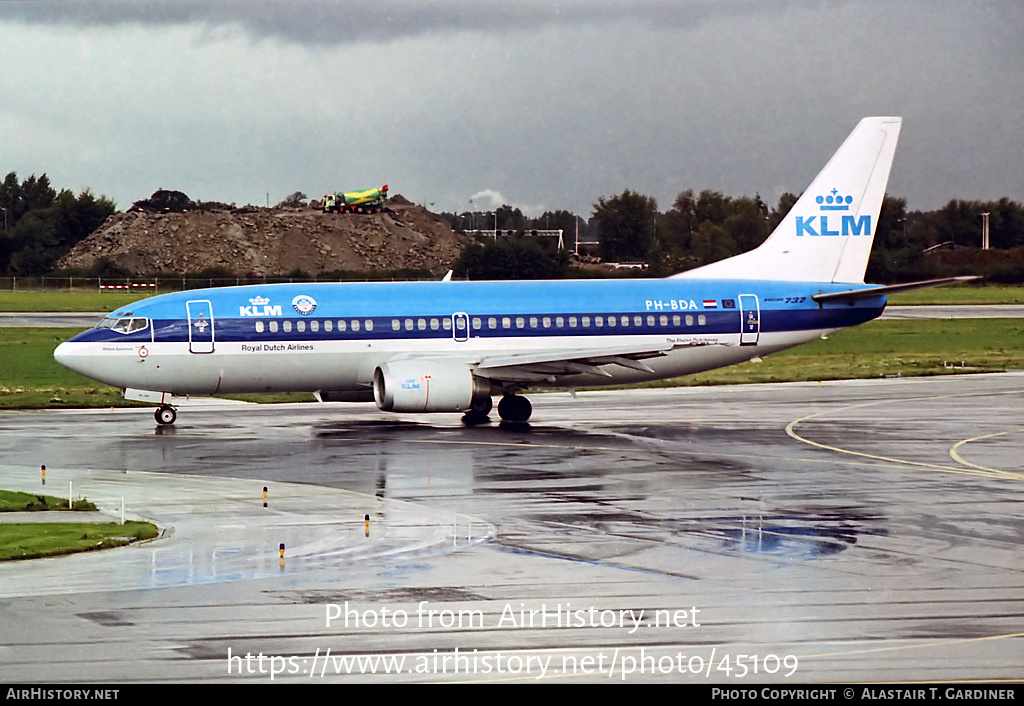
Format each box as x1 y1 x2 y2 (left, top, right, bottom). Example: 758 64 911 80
54 277 885 395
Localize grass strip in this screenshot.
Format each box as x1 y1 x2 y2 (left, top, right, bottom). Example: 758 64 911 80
0 291 153 312
0 521 159 561
603 318 1024 389
0 286 1023 312
886 284 1024 305
0 489 97 512
1 320 1022 410
0 327 141 408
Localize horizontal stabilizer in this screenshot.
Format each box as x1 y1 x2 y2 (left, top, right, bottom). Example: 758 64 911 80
811 276 981 304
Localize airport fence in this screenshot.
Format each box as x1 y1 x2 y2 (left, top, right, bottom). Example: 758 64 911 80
0 275 440 293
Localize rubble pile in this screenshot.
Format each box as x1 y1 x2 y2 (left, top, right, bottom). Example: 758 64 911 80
59 197 470 276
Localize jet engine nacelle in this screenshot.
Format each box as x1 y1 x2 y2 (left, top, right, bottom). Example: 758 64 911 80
373 360 491 413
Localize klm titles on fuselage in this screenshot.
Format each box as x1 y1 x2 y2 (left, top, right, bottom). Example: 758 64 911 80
238 295 318 317
240 296 281 317
240 303 283 316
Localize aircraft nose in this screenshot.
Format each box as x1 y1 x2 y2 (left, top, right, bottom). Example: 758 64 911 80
54 338 137 389
53 340 89 377
54 341 70 366
54 341 74 369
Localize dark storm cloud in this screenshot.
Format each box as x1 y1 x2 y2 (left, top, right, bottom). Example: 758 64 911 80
0 0 798 45
1 1 1020 213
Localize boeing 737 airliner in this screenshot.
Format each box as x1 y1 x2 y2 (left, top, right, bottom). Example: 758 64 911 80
54 117 966 425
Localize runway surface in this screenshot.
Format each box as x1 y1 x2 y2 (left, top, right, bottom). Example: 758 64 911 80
1 376 1022 683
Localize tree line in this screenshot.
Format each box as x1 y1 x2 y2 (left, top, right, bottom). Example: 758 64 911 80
0 172 116 276
1 168 1020 284
446 190 1024 283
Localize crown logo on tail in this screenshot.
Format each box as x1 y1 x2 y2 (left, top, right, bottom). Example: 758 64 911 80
816 188 853 211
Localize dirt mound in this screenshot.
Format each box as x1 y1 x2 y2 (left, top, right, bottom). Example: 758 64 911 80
59 197 470 276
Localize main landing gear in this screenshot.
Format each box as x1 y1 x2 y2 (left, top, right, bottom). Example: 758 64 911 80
461 394 533 425
155 405 177 426
497 394 532 423
461 394 494 426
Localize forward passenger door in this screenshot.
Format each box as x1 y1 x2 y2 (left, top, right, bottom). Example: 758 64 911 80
187 300 215 353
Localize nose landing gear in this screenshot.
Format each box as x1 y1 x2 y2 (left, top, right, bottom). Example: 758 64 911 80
155 405 177 425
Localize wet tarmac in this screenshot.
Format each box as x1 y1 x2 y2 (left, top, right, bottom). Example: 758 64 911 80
881 305 1024 319
0 312 106 328
0 375 1022 683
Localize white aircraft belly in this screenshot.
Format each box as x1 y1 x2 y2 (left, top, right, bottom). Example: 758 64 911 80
58 326 833 395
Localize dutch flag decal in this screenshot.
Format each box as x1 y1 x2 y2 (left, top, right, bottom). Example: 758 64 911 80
703 299 718 308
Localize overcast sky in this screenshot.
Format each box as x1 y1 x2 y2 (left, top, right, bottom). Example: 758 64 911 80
1 0 1021 217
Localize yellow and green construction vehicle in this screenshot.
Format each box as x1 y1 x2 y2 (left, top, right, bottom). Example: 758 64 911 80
322 184 389 214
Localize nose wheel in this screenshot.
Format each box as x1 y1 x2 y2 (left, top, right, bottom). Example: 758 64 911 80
155 405 177 425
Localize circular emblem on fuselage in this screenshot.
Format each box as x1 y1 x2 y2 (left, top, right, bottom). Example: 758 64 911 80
292 295 317 315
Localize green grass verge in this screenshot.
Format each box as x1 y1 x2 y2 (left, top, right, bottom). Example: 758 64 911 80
887 284 1024 305
0 520 159 561
0 285 1022 311
633 318 1024 388
0 489 97 512
0 327 144 408
2 319 1022 410
0 327 311 408
0 291 154 312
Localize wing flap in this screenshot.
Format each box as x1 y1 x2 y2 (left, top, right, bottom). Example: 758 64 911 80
474 341 680 381
478 341 673 370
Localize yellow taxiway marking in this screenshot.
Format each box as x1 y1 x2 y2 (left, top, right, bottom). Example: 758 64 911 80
949 429 1024 473
785 390 1024 481
805 629 1024 661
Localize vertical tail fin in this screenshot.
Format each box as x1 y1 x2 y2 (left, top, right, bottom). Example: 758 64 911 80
672 116 902 283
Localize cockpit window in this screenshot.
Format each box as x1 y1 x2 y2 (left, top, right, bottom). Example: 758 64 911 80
96 317 148 333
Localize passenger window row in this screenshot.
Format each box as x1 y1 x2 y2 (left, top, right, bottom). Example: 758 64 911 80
254 319 376 334
251 314 708 335
471 314 705 330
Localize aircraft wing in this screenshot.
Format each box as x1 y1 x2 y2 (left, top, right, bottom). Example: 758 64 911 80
473 340 689 383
